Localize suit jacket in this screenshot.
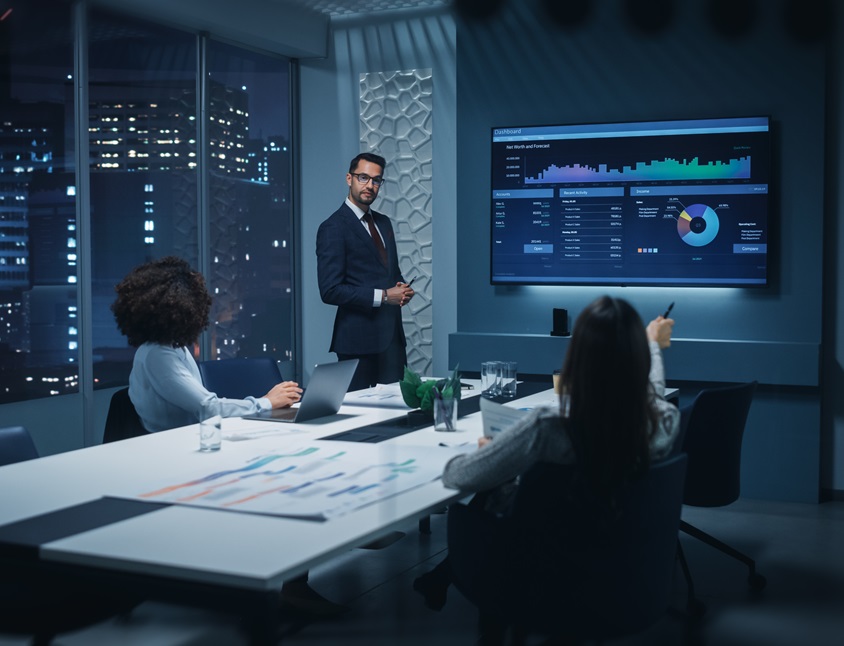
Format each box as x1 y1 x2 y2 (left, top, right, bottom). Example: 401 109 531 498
316 202 406 355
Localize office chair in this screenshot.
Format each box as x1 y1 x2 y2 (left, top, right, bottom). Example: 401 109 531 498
0 425 39 467
198 356 283 399
679 381 766 593
0 427 140 644
103 387 148 443
448 454 688 643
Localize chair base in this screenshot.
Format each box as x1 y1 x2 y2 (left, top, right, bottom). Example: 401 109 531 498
680 520 767 591
676 540 707 618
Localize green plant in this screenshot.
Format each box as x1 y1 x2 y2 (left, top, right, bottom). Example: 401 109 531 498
399 365 461 411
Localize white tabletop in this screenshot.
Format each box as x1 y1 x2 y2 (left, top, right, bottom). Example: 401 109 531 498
0 383 614 592
2 380 562 592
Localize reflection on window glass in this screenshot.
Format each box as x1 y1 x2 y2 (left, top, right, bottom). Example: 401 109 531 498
205 41 293 364
0 1 77 403
88 9 198 388
0 5 295 404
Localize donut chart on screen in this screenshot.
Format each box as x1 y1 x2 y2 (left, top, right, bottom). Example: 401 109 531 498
677 203 719 247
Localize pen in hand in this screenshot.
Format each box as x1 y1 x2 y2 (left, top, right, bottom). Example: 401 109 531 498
662 301 675 318
397 277 415 308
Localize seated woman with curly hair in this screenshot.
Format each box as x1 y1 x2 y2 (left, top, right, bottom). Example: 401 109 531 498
112 257 348 616
111 256 301 433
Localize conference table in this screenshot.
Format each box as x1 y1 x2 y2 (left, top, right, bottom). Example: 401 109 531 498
0 380 560 643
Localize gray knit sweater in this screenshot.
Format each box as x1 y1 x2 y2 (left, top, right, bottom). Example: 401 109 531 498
442 342 680 494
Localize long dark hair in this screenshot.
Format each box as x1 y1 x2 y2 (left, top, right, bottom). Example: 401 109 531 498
559 296 658 501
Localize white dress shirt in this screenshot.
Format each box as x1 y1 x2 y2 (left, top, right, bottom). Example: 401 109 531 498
345 197 386 307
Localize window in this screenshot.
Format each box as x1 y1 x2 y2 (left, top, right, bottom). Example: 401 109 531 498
88 9 199 387
205 41 293 362
0 1 77 402
0 3 295 403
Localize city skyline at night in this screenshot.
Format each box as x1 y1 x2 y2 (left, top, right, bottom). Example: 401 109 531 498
1 11 293 403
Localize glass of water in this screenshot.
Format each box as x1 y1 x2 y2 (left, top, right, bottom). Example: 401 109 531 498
500 361 517 398
481 361 500 397
199 400 222 452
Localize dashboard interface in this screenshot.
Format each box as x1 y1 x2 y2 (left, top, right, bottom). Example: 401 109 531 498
490 117 770 287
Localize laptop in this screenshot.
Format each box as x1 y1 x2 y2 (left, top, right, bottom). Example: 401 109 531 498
242 359 359 423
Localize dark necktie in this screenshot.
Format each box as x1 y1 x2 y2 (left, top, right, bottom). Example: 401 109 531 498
363 212 388 265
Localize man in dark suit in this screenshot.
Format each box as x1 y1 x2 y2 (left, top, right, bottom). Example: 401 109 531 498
317 152 415 391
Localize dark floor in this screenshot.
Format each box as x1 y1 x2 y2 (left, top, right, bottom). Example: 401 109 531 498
2 498 842 645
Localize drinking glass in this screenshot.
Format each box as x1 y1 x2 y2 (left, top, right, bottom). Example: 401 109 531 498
199 400 222 451
501 361 517 398
481 361 497 397
433 394 457 432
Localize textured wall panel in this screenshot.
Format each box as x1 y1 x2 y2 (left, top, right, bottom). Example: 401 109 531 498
360 69 433 376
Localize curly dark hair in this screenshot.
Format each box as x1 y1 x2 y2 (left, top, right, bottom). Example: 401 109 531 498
111 256 212 348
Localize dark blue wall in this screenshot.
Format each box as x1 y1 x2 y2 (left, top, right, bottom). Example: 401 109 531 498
450 0 828 501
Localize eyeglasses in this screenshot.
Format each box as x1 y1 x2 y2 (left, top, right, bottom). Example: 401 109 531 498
350 173 385 187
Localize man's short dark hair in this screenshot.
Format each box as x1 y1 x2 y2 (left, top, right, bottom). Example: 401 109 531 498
349 152 386 175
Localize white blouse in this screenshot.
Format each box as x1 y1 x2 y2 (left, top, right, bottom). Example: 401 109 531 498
128 343 270 433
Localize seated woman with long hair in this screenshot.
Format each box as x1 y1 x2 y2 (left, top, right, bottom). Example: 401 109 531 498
111 256 301 433
414 295 680 609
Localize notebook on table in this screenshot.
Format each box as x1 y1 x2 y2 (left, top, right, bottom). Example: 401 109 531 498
242 359 358 423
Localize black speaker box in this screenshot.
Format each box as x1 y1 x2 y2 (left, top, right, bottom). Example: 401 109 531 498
551 308 569 336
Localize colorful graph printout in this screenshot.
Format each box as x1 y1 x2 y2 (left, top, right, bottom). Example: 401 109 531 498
131 443 450 521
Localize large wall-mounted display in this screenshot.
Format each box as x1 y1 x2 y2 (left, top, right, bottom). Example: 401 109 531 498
490 116 770 287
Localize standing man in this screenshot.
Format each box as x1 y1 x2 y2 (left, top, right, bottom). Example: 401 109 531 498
317 152 415 391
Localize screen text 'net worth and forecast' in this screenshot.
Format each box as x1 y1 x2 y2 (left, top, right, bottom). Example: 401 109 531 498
490 117 770 287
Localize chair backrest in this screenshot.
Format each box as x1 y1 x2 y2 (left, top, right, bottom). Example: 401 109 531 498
681 381 756 507
448 454 688 640
197 357 282 400
0 426 39 466
103 387 148 443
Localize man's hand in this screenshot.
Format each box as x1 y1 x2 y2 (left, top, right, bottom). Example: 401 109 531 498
385 282 415 307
